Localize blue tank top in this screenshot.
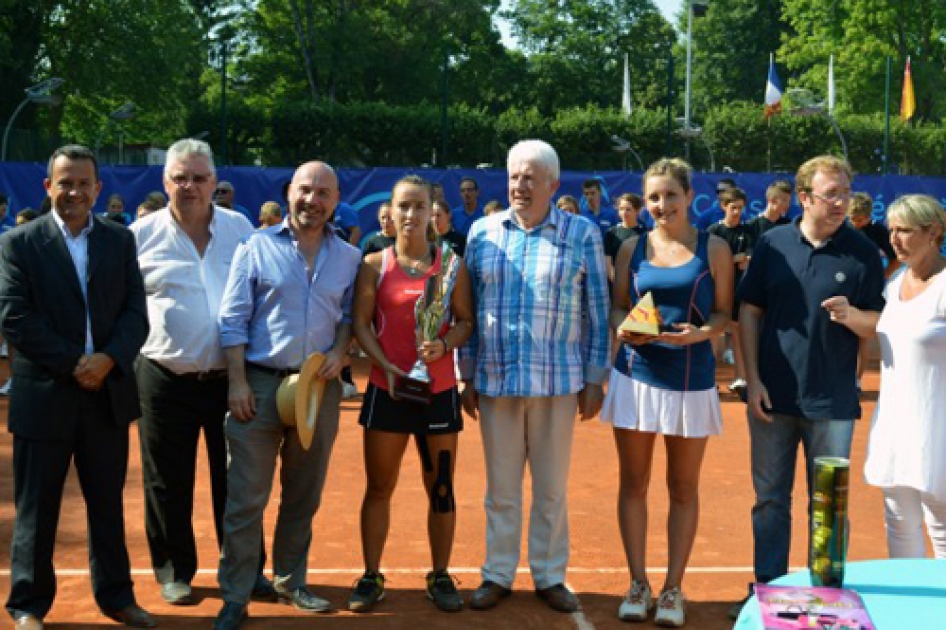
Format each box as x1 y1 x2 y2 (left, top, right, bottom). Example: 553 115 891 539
614 232 716 391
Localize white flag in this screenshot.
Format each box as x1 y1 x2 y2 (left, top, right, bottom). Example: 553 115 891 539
622 52 632 116
828 54 836 113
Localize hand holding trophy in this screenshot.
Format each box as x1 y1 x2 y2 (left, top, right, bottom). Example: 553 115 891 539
393 244 460 404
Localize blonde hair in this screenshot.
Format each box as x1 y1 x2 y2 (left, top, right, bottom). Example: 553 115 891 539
766 180 792 199
643 158 692 193
259 201 283 221
848 192 873 219
795 155 852 194
556 195 579 214
887 194 946 246
484 199 504 215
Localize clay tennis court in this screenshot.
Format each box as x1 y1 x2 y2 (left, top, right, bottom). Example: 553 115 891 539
0 356 889 629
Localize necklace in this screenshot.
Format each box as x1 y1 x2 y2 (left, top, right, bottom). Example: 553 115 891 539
653 227 697 257
397 249 431 277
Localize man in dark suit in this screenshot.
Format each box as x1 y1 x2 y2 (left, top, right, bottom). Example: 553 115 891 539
0 145 153 630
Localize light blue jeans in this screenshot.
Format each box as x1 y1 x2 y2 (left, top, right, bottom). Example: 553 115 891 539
749 412 854 584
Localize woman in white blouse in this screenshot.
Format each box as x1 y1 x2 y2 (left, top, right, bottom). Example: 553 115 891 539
865 194 946 558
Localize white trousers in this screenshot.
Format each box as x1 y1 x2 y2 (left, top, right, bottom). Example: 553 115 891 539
478 394 577 590
883 486 946 559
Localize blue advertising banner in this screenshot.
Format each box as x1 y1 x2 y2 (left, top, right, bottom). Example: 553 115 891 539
2 163 945 242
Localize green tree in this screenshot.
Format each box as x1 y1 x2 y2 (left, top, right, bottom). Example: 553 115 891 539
237 0 512 107
1 0 208 158
503 0 675 115
0 1 58 135
686 0 791 117
779 0 946 120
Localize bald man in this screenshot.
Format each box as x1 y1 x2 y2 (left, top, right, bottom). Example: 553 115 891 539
214 161 362 629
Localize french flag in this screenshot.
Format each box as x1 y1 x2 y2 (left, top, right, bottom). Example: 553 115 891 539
764 53 783 118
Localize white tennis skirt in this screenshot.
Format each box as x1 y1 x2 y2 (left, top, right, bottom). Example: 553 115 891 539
600 369 722 438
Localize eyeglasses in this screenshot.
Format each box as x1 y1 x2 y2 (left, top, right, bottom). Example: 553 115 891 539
168 173 213 187
809 190 853 205
215 188 232 195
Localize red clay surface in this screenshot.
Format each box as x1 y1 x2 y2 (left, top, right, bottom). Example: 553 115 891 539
0 355 891 629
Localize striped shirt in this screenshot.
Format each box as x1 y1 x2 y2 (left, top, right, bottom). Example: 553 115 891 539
458 206 611 397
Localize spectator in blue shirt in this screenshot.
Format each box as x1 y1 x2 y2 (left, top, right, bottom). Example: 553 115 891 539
580 178 620 235
461 140 610 615
215 160 361 630
451 177 483 236
731 155 885 619
695 177 736 231
333 197 362 246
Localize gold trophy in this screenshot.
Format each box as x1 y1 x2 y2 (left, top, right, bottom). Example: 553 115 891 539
394 245 460 404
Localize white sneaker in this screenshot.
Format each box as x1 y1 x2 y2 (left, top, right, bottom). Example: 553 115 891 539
0 378 11 396
721 349 735 365
618 579 653 621
342 382 359 399
654 587 686 627
729 378 747 394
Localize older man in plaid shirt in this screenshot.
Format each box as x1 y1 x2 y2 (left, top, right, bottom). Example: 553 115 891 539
459 139 611 614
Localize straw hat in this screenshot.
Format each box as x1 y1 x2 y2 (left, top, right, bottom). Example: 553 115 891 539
275 352 327 450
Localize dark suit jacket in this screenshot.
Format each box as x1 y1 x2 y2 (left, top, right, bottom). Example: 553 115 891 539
0 212 149 440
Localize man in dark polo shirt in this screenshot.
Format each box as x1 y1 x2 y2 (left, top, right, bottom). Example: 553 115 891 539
731 155 885 618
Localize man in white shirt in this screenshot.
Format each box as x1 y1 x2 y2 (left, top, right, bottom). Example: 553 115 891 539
130 139 265 606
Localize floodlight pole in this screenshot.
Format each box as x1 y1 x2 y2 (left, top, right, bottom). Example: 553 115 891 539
684 0 693 162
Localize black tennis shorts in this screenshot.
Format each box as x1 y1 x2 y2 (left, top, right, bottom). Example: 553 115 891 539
358 383 463 435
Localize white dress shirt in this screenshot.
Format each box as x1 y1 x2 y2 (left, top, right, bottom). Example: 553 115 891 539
131 206 253 374
52 210 95 354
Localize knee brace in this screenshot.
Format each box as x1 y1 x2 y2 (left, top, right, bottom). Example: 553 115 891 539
430 449 455 514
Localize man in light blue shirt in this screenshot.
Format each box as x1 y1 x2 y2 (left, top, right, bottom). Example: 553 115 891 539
460 140 610 614
214 160 361 630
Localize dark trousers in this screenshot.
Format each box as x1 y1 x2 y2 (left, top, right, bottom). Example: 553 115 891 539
6 389 135 620
136 357 266 585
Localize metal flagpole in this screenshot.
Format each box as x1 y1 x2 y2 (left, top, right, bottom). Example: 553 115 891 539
883 56 891 175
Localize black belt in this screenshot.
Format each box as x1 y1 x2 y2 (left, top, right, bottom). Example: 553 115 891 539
145 357 227 382
246 362 299 379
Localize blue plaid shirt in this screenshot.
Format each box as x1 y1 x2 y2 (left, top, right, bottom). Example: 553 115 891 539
458 206 611 397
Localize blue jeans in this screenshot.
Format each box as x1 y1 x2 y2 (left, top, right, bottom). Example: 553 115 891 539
748 412 854 584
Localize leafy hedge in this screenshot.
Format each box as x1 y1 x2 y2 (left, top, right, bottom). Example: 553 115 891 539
192 98 946 175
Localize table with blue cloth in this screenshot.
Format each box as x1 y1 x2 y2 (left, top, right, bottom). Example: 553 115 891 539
735 559 946 629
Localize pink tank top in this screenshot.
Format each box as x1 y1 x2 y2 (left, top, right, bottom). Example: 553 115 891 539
369 246 456 394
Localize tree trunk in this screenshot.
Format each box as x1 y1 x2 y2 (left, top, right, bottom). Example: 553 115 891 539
288 0 319 100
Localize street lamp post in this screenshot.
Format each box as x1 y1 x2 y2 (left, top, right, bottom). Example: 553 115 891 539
611 135 645 172
108 102 136 164
213 18 238 168
676 119 716 171
2 78 65 162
